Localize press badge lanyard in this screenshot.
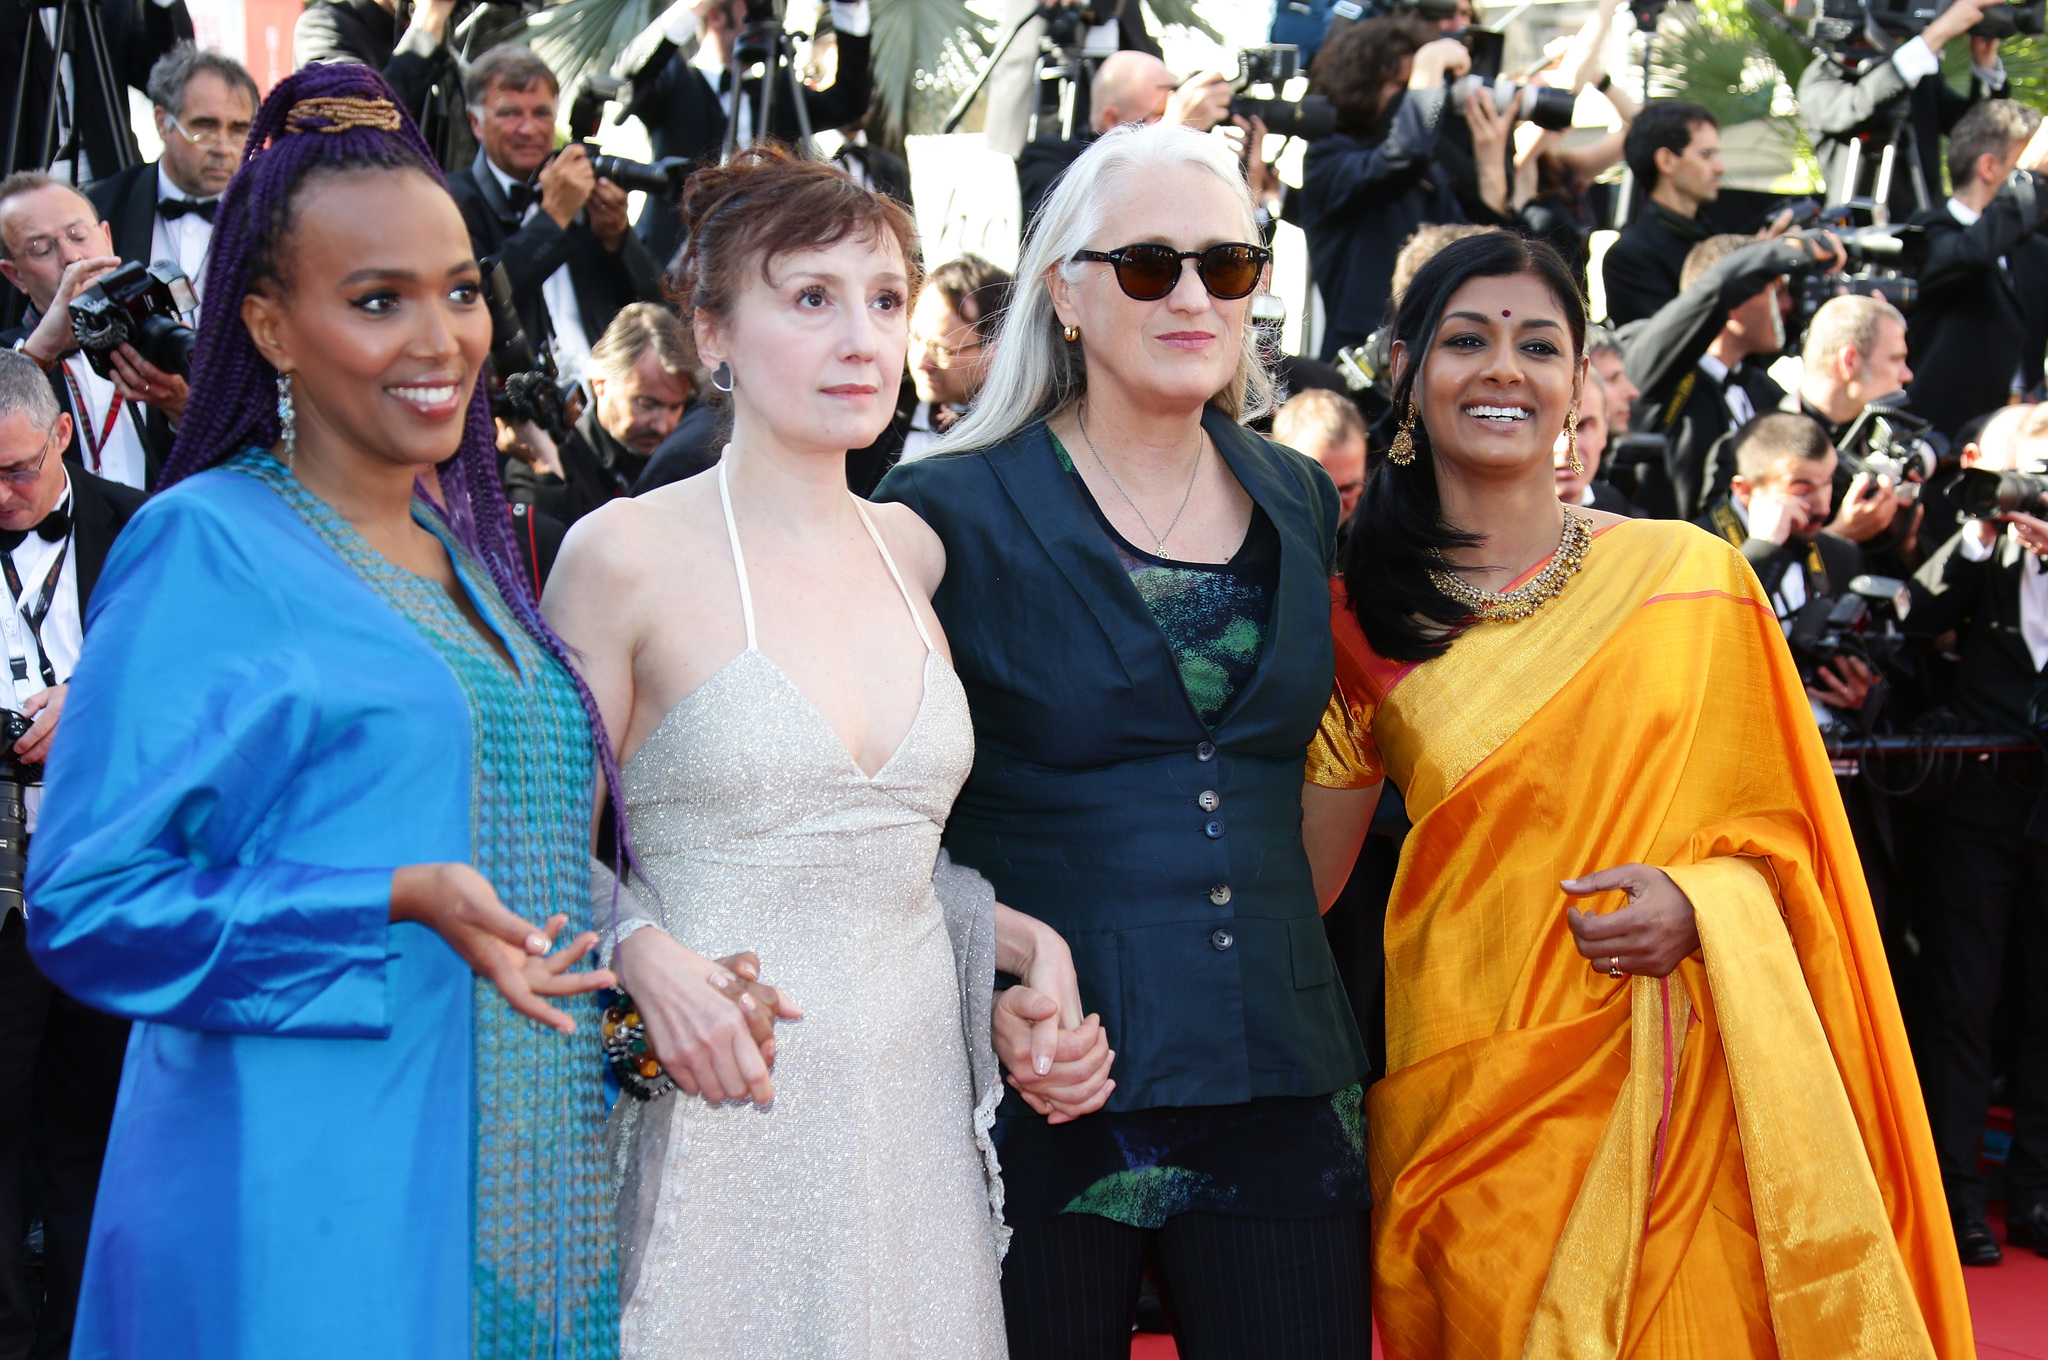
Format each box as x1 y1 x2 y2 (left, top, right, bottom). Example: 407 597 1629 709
0 536 69 692
58 360 139 476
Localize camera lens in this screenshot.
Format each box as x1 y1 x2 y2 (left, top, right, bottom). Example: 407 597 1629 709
1957 468 2048 519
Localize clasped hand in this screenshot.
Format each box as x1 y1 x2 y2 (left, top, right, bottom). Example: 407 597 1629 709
1561 863 1701 978
991 906 1115 1124
614 928 801 1107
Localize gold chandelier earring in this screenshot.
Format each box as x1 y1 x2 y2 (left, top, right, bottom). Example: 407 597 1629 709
1388 401 1417 466
1565 406 1583 476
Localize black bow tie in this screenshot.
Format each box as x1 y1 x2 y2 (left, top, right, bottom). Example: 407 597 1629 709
159 197 216 223
0 503 70 554
503 181 534 216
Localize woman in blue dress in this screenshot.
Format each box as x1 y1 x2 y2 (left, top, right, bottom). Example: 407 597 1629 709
24 66 635 1359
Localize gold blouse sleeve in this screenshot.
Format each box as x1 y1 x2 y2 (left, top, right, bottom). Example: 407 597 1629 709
1304 685 1384 789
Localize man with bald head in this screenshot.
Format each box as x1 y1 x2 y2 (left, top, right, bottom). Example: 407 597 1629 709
1016 51 1232 231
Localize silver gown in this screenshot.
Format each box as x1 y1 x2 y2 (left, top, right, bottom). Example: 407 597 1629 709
604 464 1008 1359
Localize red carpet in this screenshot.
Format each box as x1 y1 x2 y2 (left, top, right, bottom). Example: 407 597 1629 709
1125 1212 2048 1359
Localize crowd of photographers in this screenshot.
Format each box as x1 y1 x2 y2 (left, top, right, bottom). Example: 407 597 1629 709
3 0 2048 1344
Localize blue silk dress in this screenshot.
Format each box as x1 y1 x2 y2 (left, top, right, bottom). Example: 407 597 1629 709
26 452 615 1360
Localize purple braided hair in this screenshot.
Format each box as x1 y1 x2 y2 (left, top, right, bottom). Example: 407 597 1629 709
164 63 638 893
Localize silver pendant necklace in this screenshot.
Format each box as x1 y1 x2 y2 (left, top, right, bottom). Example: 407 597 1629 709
1076 403 1205 557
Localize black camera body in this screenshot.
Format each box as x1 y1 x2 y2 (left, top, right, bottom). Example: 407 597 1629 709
68 259 198 380
1838 395 1938 502
1790 573 1912 730
479 258 576 440
1230 44 1339 139
1790 221 1924 338
1957 467 2048 518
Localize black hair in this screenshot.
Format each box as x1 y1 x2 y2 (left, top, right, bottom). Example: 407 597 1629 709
1339 229 1588 662
1623 100 1716 194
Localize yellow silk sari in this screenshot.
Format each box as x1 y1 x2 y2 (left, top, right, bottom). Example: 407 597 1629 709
1320 519 1971 1360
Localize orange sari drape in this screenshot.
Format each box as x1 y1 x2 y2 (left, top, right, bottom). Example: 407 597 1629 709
1334 520 1970 1360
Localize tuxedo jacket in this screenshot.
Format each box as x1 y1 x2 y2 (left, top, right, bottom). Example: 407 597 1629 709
1696 495 1866 607
1909 525 2047 739
1904 171 2048 440
0 321 172 492
0 0 191 186
69 465 149 611
85 160 170 273
444 154 663 362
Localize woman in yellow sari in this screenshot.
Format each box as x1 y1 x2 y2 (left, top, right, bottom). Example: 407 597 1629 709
1300 230 1971 1359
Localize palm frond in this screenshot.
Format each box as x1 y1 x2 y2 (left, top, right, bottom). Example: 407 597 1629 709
524 0 659 88
869 0 991 140
1649 8 1780 126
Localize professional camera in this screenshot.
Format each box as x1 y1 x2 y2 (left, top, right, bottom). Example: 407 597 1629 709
67 259 197 380
1813 0 2043 46
479 258 577 441
1230 45 1338 140
1791 221 1922 336
556 82 693 196
1789 573 1913 729
1449 28 1575 132
1601 430 1673 504
1956 467 2048 518
1837 394 1938 501
0 708 40 918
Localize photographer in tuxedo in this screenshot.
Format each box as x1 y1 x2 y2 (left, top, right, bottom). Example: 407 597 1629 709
84 45 257 320
0 348 145 1360
1799 0 2009 227
1620 230 1843 518
0 173 185 490
1905 99 2048 441
446 46 664 384
1904 403 2048 1267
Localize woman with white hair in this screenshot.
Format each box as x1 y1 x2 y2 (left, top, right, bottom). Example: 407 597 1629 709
874 120 1371 1358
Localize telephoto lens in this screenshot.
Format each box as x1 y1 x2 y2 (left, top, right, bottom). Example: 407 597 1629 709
1956 468 2048 519
0 709 41 919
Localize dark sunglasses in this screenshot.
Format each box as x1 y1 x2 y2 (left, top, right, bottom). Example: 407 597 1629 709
1070 242 1272 302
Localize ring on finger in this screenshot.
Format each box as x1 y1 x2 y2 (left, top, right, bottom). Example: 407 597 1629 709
1606 956 1624 979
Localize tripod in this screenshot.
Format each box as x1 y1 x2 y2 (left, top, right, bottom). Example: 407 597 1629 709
5 0 134 178
1824 98 1930 224
721 1 816 161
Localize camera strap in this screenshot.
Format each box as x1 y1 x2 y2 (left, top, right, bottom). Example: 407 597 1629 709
0 539 66 693
58 363 130 478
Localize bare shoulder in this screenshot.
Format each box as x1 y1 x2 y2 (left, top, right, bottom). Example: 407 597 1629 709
1577 506 1635 533
861 498 947 597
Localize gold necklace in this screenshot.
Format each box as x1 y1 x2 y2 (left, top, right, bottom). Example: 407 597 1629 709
1428 508 1593 624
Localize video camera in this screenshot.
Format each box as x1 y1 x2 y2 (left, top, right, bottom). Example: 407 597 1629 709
1812 0 2044 47
1230 45 1338 140
1786 211 1923 335
67 259 197 380
1450 28 1576 132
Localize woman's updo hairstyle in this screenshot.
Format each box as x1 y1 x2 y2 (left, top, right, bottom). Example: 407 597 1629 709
159 63 637 876
667 143 921 336
1340 229 1587 662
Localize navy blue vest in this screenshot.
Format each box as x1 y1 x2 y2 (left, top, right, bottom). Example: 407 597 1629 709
875 411 1370 1112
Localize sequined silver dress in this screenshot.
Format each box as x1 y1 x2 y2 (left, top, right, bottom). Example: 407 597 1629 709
605 465 1008 1359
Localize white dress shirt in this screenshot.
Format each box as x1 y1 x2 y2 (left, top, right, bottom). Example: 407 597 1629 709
898 402 950 463
1956 524 2048 670
1696 352 1757 430
55 354 148 490
482 156 593 381
1 472 83 831
1890 35 2005 93
151 165 216 312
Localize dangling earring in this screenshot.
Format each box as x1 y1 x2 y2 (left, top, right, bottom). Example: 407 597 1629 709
276 372 297 466
1387 402 1417 466
1565 406 1583 476
711 360 734 393
1062 325 1080 343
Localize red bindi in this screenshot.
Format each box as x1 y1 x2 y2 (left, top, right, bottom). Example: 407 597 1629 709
1501 310 1512 318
